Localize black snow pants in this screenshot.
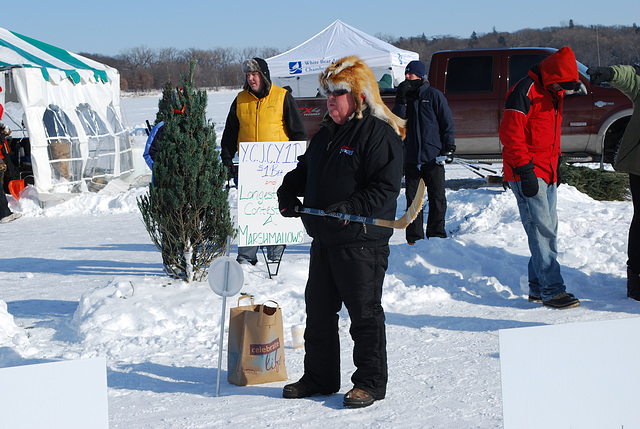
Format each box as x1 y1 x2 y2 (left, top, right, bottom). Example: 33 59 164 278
628 173 640 274
405 162 447 242
300 242 389 400
0 171 11 219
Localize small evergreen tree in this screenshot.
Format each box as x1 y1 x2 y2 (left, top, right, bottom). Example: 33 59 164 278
155 78 173 125
138 60 235 282
468 31 479 48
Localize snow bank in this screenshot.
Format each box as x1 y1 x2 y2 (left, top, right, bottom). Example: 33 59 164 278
72 278 222 362
0 300 22 347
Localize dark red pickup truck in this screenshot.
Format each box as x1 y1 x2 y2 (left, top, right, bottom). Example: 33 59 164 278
295 47 633 163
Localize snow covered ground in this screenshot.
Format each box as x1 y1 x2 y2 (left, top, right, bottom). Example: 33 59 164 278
1 89 638 428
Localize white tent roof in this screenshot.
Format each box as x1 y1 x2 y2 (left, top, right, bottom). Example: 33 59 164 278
0 27 134 197
266 20 419 97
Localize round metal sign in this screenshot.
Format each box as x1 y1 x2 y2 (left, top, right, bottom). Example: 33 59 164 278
208 256 244 297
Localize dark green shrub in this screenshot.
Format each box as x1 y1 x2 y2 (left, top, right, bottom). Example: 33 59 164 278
560 162 630 201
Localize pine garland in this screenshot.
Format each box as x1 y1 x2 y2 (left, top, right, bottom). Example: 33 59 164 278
560 162 630 201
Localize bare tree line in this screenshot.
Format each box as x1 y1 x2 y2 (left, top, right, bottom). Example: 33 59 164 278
81 23 639 93
83 46 280 92
390 23 640 70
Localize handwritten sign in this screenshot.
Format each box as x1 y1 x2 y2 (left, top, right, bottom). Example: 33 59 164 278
237 141 306 247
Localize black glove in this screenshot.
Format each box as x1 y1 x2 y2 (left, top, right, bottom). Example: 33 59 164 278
395 80 412 105
440 145 455 164
513 161 538 198
557 155 563 184
222 158 236 181
324 200 355 227
278 194 302 218
587 66 614 85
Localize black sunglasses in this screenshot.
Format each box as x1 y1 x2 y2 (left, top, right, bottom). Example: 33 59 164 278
325 89 350 97
558 81 577 90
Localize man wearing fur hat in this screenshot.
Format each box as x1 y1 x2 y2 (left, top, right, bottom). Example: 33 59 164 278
277 56 405 408
499 46 581 309
221 57 307 265
393 60 455 242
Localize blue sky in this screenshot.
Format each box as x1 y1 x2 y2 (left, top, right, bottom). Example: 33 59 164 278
5 0 638 57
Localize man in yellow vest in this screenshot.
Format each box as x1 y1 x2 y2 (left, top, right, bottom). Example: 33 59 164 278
221 57 307 265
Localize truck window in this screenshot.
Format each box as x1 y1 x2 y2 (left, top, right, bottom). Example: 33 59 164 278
445 56 493 94
508 54 547 87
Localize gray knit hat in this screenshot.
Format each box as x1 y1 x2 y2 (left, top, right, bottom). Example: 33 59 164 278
242 57 271 92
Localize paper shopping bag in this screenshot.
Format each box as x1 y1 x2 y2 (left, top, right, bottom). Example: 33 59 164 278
227 296 288 386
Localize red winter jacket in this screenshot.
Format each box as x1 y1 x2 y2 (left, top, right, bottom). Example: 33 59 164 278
500 47 579 183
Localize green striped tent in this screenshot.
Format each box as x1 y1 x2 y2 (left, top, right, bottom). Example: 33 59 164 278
0 26 133 196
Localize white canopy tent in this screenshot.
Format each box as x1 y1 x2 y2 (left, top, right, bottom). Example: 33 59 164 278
266 20 419 97
0 26 134 198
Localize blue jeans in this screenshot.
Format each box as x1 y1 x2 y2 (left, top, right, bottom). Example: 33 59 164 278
509 178 565 301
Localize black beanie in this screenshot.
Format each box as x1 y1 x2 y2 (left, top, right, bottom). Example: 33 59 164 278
405 60 427 79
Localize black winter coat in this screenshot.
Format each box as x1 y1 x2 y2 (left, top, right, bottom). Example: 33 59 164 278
278 109 403 248
393 81 455 165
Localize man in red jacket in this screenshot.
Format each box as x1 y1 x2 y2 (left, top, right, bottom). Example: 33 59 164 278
499 46 580 309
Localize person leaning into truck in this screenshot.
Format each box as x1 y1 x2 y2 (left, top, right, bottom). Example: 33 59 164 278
392 60 455 242
587 64 640 300
220 57 307 265
499 46 580 310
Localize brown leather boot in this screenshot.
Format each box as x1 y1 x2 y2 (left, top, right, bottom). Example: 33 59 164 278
343 387 375 408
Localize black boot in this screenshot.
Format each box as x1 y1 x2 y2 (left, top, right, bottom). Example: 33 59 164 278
627 267 640 301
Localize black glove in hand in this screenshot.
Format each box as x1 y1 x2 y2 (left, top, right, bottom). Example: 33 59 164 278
324 200 355 227
222 159 236 181
395 80 411 105
557 155 563 184
587 66 614 85
278 195 302 218
513 161 539 198
441 145 455 164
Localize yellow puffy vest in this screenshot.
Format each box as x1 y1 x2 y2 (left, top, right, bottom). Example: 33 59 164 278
236 85 289 145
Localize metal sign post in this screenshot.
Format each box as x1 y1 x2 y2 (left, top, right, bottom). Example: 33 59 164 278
208 239 244 397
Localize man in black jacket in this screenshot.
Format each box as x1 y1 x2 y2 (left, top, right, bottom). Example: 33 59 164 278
393 60 455 242
277 55 405 408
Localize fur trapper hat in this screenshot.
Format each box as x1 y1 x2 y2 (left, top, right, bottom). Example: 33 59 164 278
242 57 272 93
318 55 406 139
